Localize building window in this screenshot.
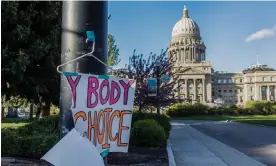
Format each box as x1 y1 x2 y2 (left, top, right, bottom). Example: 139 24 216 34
250 96 254 100
218 90 221 93
224 90 227 92
250 87 253 92
262 77 270 81
229 79 232 83
212 90 215 97
250 77 253 82
240 88 243 92
223 79 227 83
234 89 237 93
218 79 222 83
240 79 243 83
240 96 243 103
261 86 267 100
229 89 232 93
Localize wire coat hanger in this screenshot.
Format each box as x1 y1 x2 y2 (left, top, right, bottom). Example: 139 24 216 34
57 31 114 74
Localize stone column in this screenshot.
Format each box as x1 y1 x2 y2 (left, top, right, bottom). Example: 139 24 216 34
260 86 262 100
193 79 197 101
192 47 194 62
184 79 187 98
178 49 181 63
181 49 184 63
203 79 206 103
267 86 270 101
193 47 195 62
274 86 276 101
189 47 192 61
186 79 189 99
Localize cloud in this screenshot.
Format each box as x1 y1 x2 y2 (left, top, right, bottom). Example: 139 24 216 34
245 26 276 42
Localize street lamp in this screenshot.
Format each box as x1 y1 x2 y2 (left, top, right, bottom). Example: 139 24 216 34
155 56 161 114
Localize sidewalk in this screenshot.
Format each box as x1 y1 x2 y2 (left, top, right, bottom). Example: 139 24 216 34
169 122 266 166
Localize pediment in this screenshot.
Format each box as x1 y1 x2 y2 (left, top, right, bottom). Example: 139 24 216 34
177 67 205 74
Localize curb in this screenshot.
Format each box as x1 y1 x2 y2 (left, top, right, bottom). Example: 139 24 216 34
166 139 176 166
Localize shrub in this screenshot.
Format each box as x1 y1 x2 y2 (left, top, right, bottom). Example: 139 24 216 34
132 112 171 137
2 130 58 158
244 101 276 115
1 115 60 158
130 119 166 148
166 102 209 117
17 115 59 136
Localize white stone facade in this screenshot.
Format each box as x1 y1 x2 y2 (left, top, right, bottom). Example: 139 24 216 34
169 6 276 105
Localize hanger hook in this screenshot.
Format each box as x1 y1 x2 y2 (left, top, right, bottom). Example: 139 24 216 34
57 38 95 74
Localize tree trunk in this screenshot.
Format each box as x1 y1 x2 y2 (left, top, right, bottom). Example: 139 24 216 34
14 108 18 117
29 103 34 120
1 106 4 123
41 101 51 117
35 103 42 120
138 100 142 112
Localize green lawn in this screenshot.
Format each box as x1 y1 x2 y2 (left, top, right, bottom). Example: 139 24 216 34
1 122 29 128
172 115 276 127
1 118 30 128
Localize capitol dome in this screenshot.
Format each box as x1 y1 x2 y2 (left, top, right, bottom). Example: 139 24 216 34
172 6 200 38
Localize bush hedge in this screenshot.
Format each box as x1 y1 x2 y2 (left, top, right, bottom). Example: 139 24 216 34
130 119 166 148
165 101 276 117
1 115 59 158
2 112 171 158
132 112 171 137
166 102 208 117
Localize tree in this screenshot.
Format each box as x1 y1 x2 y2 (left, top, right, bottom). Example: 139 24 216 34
107 15 120 67
1 1 62 117
117 49 179 111
108 34 120 67
1 3 118 117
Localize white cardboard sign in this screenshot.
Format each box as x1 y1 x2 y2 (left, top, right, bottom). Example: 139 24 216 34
41 128 104 166
65 73 136 153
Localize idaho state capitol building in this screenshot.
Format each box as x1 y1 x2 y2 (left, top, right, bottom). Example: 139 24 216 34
168 6 276 106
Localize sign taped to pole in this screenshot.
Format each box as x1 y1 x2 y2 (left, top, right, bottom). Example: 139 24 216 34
147 78 157 97
64 72 136 153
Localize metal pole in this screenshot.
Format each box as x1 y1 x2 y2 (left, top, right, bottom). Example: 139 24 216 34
156 66 160 114
59 0 108 147
59 1 108 165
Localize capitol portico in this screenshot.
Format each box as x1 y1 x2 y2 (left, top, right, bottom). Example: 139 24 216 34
169 6 276 106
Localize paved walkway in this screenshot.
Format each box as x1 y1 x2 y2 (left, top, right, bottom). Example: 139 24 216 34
170 121 266 166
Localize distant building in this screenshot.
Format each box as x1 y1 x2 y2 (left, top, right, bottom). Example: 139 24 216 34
169 6 276 106
109 68 129 78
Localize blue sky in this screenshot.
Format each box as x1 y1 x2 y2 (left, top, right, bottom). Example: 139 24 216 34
108 1 276 72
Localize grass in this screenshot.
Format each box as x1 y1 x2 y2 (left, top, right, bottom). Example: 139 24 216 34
1 122 29 128
2 115 276 128
1 118 30 128
172 115 276 127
